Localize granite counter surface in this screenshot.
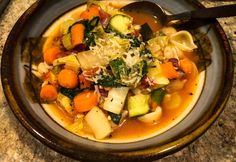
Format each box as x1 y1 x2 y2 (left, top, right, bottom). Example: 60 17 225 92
0 0 235 161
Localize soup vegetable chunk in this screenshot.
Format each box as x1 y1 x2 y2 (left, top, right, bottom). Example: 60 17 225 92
34 2 200 140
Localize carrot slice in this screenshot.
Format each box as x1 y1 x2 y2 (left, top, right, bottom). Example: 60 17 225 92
80 5 100 20
161 62 179 79
180 58 193 74
40 84 58 101
73 91 98 113
71 24 85 46
43 47 61 65
58 69 78 89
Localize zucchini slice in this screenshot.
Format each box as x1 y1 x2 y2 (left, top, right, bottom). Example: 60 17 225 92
62 33 74 50
61 19 75 35
108 14 132 34
128 94 150 117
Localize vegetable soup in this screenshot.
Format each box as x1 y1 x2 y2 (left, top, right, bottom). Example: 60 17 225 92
32 1 204 142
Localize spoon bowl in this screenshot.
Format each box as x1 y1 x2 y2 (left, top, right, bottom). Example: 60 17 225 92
121 1 236 26
121 1 167 26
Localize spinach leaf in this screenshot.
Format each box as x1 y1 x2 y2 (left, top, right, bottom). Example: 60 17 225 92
89 16 100 30
131 60 146 76
59 87 84 99
80 17 100 47
108 112 121 125
85 32 96 47
110 58 129 78
97 75 122 87
108 58 147 87
130 37 141 47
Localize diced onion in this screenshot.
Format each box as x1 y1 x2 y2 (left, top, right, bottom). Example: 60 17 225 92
103 87 129 114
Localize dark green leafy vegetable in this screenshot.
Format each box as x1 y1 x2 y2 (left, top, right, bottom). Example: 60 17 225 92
85 32 96 47
151 88 166 104
97 75 122 87
110 58 129 78
141 60 148 75
59 87 84 99
132 60 148 76
84 17 100 47
108 58 148 87
89 16 100 30
129 37 141 47
108 112 121 124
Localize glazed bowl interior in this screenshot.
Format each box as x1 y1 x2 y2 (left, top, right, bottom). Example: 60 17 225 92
1 0 233 161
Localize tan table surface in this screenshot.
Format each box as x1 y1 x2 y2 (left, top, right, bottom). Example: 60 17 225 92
0 0 235 161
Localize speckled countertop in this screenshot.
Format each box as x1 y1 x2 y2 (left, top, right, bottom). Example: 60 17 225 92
0 0 235 161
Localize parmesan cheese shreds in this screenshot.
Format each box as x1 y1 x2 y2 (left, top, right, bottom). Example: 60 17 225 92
123 47 141 67
91 74 102 83
90 34 127 64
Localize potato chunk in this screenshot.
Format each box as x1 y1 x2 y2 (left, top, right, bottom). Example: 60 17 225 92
85 106 112 139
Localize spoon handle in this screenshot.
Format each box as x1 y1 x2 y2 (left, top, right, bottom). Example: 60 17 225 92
191 4 236 19
167 4 236 23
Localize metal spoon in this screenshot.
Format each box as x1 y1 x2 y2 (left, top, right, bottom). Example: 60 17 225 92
121 1 236 26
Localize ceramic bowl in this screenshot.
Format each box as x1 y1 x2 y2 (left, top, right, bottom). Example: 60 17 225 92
1 0 233 161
